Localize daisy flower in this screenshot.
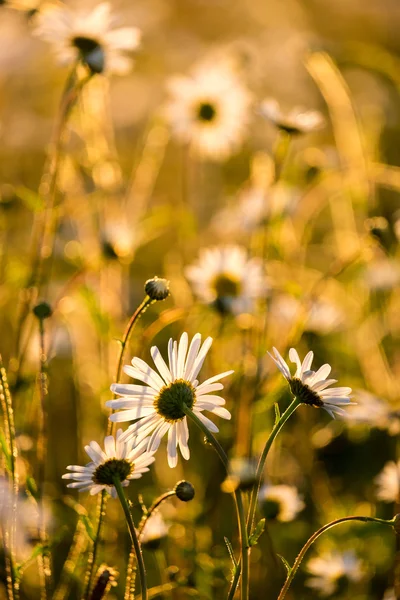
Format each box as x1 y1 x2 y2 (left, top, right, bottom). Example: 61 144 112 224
260 98 325 135
185 245 265 316
33 2 141 75
259 484 305 522
62 430 155 498
164 58 252 160
269 347 354 418
374 460 400 503
306 550 364 596
106 332 233 468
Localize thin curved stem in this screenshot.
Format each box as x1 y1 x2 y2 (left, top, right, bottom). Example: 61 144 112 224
182 405 249 600
247 397 301 533
125 490 177 599
82 491 107 600
113 477 148 600
85 296 154 597
138 491 176 538
112 296 154 409
277 515 395 600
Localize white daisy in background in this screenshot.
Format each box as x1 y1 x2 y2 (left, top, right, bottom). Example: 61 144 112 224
306 550 364 596
140 512 169 548
62 430 155 498
221 457 258 493
346 391 400 435
259 98 325 135
164 58 252 160
0 478 53 560
269 347 354 418
185 245 265 316
259 484 305 522
374 460 400 503
33 2 141 75
107 332 233 468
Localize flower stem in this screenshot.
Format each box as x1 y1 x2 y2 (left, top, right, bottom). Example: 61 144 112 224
247 397 301 533
277 515 396 600
82 491 107 600
113 477 148 600
112 295 154 408
182 405 249 600
85 296 154 597
37 317 52 599
125 490 176 599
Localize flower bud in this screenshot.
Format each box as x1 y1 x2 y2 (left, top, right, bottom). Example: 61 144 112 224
145 277 170 301
33 301 52 320
174 480 195 502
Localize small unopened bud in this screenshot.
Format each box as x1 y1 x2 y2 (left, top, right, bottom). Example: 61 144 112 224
174 480 195 502
33 302 52 320
166 565 180 582
145 277 170 301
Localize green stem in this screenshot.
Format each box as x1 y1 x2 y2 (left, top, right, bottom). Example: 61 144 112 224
82 491 107 600
247 397 301 533
138 491 176 538
277 515 395 600
227 560 241 600
37 318 52 600
125 490 176 599
113 296 154 402
113 477 148 600
85 296 153 597
182 405 249 600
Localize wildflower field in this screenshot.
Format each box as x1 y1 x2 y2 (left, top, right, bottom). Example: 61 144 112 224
1 1 400 599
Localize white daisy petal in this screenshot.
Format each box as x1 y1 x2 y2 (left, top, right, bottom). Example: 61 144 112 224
151 347 172 384
176 332 189 378
167 424 178 468
194 411 219 433
188 336 213 382
110 408 154 423
197 370 234 389
110 383 155 396
177 419 190 460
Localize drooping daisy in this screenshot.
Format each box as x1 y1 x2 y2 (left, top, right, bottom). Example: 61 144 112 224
374 460 400 503
306 550 364 596
185 245 265 316
106 332 232 468
164 58 252 160
269 347 354 418
259 484 305 522
259 98 325 135
62 430 155 498
33 2 141 75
